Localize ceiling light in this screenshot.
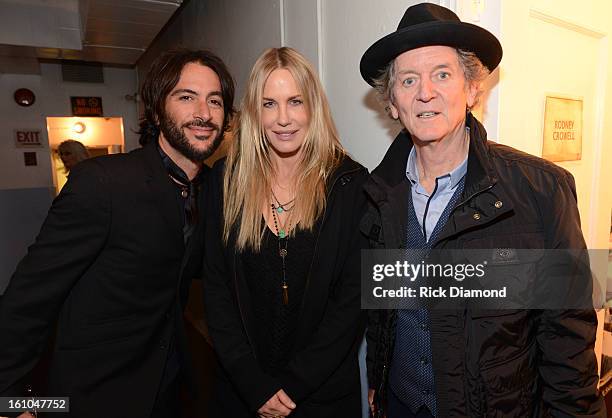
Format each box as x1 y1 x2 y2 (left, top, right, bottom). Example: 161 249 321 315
72 121 86 134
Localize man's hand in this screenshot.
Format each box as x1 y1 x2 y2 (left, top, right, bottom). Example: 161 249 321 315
257 389 296 417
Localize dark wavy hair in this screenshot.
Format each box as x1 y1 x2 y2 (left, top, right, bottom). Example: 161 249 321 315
138 49 236 145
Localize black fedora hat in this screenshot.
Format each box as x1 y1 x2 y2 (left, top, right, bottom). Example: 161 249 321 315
360 3 502 86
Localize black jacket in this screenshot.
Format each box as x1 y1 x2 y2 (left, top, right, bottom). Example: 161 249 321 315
203 156 368 416
0 143 206 417
363 114 605 417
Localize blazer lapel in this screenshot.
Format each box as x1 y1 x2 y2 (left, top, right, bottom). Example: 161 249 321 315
142 143 184 251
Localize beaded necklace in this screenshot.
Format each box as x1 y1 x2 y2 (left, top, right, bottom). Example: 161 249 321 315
270 202 291 305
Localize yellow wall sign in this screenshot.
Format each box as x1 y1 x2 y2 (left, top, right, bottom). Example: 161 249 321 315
542 96 582 162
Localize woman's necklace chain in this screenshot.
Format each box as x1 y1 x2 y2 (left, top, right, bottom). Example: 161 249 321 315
271 188 295 213
271 203 290 305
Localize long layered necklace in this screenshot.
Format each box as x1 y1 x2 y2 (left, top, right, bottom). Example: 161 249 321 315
270 192 294 305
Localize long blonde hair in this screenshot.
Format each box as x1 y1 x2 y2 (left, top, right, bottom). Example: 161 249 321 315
223 47 345 251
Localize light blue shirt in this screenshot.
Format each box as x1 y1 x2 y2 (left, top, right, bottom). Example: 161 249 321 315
406 145 468 242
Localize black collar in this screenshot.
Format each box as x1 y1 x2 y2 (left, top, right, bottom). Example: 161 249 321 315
157 145 204 188
367 113 497 198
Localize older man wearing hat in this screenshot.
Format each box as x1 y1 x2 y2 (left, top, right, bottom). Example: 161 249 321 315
360 3 605 418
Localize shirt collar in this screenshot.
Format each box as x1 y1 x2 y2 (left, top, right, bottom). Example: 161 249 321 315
405 129 469 190
157 145 203 187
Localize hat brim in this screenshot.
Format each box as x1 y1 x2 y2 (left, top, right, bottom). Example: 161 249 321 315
360 21 502 86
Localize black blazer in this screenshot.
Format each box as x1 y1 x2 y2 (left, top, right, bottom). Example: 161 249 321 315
203 156 368 417
0 143 206 417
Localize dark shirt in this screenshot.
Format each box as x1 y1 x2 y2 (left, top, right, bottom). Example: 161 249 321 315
158 146 204 243
157 145 203 390
243 226 316 375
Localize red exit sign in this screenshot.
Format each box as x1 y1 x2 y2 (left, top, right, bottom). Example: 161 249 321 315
14 130 43 148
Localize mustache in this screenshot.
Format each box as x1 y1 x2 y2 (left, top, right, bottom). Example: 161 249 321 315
183 117 219 130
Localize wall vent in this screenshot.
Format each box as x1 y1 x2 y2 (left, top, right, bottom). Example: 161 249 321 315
61 61 104 83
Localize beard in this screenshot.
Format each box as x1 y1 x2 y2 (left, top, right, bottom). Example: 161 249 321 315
159 113 223 162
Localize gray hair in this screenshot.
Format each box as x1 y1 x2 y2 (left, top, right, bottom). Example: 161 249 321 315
372 48 491 116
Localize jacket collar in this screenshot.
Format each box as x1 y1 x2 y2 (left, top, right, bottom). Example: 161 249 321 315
328 153 366 189
462 112 498 200
366 113 497 201
142 141 185 250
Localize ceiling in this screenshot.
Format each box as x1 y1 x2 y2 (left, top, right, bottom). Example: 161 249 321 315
0 0 183 73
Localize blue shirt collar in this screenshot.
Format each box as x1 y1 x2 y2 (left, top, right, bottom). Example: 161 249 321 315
405 129 469 190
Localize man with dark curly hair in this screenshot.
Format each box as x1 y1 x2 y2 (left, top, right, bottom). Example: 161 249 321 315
0 49 235 418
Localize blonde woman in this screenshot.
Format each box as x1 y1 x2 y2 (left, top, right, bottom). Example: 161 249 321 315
57 139 90 172
203 47 367 417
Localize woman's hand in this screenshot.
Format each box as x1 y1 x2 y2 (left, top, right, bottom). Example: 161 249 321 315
257 389 296 417
368 389 376 415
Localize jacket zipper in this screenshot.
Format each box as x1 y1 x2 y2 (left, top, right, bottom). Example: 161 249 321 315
378 351 389 395
376 313 392 415
453 184 494 210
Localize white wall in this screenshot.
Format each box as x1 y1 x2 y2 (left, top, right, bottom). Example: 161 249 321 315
455 0 501 140
282 0 320 72
0 62 138 190
137 0 282 110
498 0 612 249
321 0 422 171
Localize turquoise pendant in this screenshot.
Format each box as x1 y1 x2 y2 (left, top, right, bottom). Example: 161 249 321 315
279 230 286 238
277 206 284 214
